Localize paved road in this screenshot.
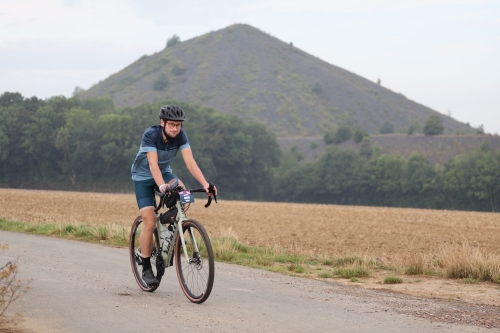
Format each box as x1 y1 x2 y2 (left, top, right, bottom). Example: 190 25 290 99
0 231 496 332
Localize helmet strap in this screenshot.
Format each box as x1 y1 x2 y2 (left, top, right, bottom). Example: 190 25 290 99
161 122 175 142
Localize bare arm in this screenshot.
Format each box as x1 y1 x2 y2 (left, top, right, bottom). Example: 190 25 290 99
181 148 217 195
146 152 167 192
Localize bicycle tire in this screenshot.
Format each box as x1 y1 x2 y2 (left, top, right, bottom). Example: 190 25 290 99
175 219 214 303
129 215 163 292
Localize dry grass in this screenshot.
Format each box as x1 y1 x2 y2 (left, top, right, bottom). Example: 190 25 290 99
1 188 500 283
438 241 500 283
1 245 31 319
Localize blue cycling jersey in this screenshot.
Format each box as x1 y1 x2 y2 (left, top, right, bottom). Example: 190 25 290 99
131 125 190 181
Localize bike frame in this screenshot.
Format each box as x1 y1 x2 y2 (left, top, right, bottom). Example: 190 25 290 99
155 199 199 268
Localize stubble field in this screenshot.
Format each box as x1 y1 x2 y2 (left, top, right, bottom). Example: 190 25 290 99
1 188 499 256
1 188 500 306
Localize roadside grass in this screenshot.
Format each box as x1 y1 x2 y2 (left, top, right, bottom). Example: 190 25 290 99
318 271 333 278
0 219 129 247
438 241 500 284
1 220 499 284
384 276 403 284
463 278 479 284
334 267 370 279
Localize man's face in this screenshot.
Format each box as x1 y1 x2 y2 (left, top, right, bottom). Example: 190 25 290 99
161 119 182 138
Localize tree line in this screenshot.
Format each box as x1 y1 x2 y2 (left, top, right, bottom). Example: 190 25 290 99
276 142 499 212
0 92 280 199
0 92 498 212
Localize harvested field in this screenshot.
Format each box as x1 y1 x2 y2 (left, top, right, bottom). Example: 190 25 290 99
1 188 500 306
1 188 499 257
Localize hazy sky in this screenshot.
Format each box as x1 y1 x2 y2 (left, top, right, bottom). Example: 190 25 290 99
1 0 499 133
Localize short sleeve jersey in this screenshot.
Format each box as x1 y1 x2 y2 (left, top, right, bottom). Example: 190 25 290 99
131 125 190 181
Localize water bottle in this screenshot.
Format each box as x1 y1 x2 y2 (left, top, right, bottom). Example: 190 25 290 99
157 222 168 242
164 224 174 244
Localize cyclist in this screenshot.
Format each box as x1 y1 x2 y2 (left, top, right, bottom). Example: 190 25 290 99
131 104 217 287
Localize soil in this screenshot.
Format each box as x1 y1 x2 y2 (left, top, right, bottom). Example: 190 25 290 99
0 316 39 333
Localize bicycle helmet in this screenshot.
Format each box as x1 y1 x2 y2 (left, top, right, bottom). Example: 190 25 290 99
159 105 185 121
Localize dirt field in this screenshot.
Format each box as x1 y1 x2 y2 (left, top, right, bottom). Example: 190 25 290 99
1 188 499 256
1 188 500 306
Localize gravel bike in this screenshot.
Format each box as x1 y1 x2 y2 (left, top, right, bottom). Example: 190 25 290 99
129 180 216 304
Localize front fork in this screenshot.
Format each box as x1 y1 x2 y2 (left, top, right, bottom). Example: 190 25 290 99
176 202 200 263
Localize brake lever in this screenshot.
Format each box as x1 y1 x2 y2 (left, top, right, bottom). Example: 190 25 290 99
155 190 167 198
204 183 217 208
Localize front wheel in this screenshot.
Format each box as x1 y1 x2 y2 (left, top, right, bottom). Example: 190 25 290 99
129 216 163 292
175 219 214 303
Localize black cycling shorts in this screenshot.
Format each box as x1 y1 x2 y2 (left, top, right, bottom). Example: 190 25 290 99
133 172 178 209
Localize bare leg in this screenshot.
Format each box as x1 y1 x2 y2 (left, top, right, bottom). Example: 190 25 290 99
139 206 156 257
139 178 184 257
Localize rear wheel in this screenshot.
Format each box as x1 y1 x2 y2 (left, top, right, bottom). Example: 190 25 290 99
129 216 163 292
175 219 214 303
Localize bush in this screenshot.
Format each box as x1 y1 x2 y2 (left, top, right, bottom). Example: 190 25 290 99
354 129 369 143
359 137 373 158
166 34 181 48
171 64 187 76
407 121 420 135
423 115 444 136
324 126 352 145
153 73 169 91
72 86 85 96
324 131 334 144
379 121 395 134
289 146 303 162
312 82 322 94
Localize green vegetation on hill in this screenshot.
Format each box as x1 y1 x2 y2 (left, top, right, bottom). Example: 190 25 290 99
1 92 498 212
79 24 474 137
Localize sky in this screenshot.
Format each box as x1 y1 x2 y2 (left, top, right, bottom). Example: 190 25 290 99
1 0 499 133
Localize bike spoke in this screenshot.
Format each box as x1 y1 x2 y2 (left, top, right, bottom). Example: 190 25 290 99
181 258 208 296
129 217 161 292
176 219 214 303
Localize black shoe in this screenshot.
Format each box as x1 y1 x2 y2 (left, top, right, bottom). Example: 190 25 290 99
142 268 159 286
